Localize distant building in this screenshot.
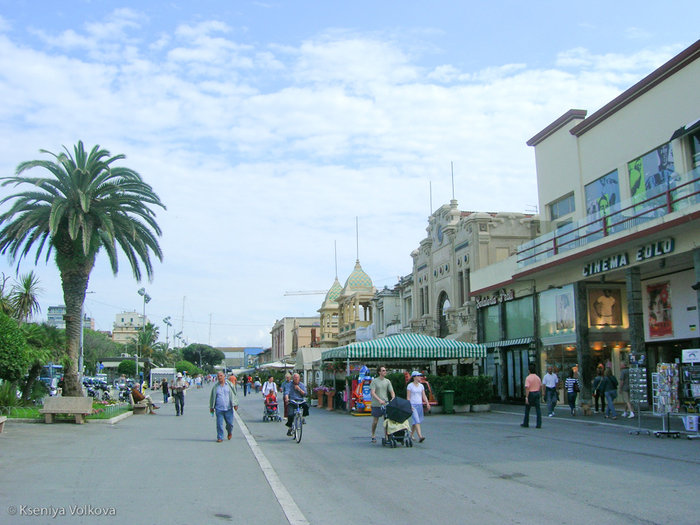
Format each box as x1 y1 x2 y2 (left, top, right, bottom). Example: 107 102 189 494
47 305 66 329
271 317 320 361
112 311 147 345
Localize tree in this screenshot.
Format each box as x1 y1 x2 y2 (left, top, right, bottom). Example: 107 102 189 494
175 360 203 377
0 311 29 383
182 343 224 371
18 323 52 402
82 328 121 374
10 271 42 325
0 142 165 396
0 273 13 315
117 359 137 377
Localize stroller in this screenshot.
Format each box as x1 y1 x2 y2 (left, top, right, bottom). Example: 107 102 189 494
381 397 413 448
262 392 282 422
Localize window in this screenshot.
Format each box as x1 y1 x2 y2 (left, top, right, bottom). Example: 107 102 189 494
691 131 700 168
458 271 465 305
549 193 575 220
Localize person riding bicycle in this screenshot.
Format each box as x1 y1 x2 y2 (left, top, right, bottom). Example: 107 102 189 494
284 373 308 436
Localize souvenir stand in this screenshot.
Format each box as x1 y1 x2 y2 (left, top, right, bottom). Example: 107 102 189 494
652 363 681 438
680 349 700 440
628 360 650 436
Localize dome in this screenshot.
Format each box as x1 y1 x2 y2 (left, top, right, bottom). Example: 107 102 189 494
323 277 343 304
343 260 374 291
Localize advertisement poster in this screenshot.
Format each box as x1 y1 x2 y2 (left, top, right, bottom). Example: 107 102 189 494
628 143 676 210
585 170 620 217
647 281 673 338
555 292 574 331
588 288 622 326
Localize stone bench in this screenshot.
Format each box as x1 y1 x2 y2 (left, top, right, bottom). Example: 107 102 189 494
39 397 94 424
0 415 6 433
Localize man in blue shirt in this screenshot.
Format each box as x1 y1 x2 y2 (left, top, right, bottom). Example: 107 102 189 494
209 371 239 442
284 373 308 436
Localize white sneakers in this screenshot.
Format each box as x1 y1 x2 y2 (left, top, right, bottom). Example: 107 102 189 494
628 411 635 418
548 413 554 417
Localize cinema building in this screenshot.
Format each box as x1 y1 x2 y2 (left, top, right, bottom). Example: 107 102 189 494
471 40 700 401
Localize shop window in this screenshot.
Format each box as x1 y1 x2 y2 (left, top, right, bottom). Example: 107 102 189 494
691 130 700 168
548 193 575 221
481 305 500 342
505 297 533 339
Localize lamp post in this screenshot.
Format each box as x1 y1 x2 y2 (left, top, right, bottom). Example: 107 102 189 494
137 288 151 381
163 316 172 347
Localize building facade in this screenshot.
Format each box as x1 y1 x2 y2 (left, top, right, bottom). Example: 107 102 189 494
47 305 66 329
472 41 700 402
270 317 320 361
112 311 147 345
336 260 377 347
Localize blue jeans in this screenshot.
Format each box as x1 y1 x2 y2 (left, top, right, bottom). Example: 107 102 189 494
215 408 234 440
523 392 542 428
604 391 617 417
545 387 557 414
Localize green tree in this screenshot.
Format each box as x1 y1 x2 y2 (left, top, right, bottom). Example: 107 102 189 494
117 359 137 377
0 273 13 315
0 141 165 396
0 311 29 383
182 343 224 372
10 271 42 325
83 328 122 374
18 323 52 402
175 360 203 377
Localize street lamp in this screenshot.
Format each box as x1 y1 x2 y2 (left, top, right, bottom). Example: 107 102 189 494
163 316 172 347
137 288 151 381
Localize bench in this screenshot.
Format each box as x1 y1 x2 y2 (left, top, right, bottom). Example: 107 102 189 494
129 393 149 415
0 415 6 433
39 397 94 424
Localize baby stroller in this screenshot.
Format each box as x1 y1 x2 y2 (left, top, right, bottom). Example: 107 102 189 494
262 392 282 422
381 397 413 448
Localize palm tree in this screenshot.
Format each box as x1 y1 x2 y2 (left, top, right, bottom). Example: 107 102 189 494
10 271 43 324
0 141 165 396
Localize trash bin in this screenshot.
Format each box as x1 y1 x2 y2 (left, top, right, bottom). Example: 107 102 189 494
442 390 455 414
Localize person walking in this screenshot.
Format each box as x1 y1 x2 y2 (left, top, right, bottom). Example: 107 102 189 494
564 369 580 416
601 368 619 419
209 371 239 442
161 378 169 404
592 366 605 413
171 372 188 416
542 365 559 417
619 361 634 418
407 371 430 442
521 363 542 428
261 376 278 397
369 365 395 443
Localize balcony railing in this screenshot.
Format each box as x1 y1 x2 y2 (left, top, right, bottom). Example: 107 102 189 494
517 168 700 268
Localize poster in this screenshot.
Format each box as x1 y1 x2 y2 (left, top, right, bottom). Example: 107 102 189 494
647 281 673 337
628 143 676 210
555 293 574 331
585 170 620 217
588 288 622 326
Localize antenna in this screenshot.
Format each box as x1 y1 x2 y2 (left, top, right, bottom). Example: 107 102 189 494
451 161 455 200
334 240 338 278
355 216 359 260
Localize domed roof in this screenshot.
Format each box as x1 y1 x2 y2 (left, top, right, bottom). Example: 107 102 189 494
324 277 343 304
343 260 373 291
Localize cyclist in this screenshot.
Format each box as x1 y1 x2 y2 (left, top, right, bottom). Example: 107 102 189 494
284 373 308 436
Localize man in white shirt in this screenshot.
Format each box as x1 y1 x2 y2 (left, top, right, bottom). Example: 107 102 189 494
542 366 559 417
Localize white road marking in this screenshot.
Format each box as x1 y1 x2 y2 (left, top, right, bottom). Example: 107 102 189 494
236 416 309 525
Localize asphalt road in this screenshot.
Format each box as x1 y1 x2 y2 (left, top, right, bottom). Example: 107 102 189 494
1 387 698 525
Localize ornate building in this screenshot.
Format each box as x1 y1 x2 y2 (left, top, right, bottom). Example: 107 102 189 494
336 259 377 347
318 276 342 348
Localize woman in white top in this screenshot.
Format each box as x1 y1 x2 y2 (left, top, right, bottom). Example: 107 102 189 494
261 376 278 397
407 371 431 442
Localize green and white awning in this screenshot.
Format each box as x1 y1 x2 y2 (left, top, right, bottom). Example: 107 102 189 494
483 337 534 349
321 333 486 361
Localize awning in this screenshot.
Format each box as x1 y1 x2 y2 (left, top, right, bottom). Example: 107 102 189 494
483 337 534 349
670 118 700 141
321 333 486 361
258 361 295 370
295 348 323 370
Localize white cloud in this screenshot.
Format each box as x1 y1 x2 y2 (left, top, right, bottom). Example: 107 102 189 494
0 10 689 347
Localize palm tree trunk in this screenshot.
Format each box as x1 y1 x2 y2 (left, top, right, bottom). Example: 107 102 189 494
59 263 92 397
22 361 42 402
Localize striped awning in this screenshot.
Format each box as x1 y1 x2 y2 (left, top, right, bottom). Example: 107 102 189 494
321 333 486 361
483 337 534 349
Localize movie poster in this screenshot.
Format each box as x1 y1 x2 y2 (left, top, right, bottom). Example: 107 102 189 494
555 292 574 331
647 281 673 338
585 170 620 217
588 288 623 326
628 143 676 211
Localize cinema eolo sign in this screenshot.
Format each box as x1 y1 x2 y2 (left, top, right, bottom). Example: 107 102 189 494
582 238 675 277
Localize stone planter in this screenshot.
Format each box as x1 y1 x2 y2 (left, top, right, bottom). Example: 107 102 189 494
325 391 335 411
317 391 324 408
454 404 471 413
471 404 491 412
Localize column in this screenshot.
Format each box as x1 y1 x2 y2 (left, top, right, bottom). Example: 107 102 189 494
625 266 646 362
574 281 593 405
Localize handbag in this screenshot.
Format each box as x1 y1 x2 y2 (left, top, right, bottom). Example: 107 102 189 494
573 381 580 393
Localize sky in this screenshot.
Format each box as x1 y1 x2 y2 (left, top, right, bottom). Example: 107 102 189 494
0 1 698 349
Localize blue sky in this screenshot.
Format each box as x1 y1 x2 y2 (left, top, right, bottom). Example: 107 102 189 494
0 1 698 349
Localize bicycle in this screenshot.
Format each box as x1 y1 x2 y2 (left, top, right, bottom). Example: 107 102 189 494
289 400 305 443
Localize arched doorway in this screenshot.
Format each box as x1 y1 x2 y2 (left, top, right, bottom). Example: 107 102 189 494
437 292 451 338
